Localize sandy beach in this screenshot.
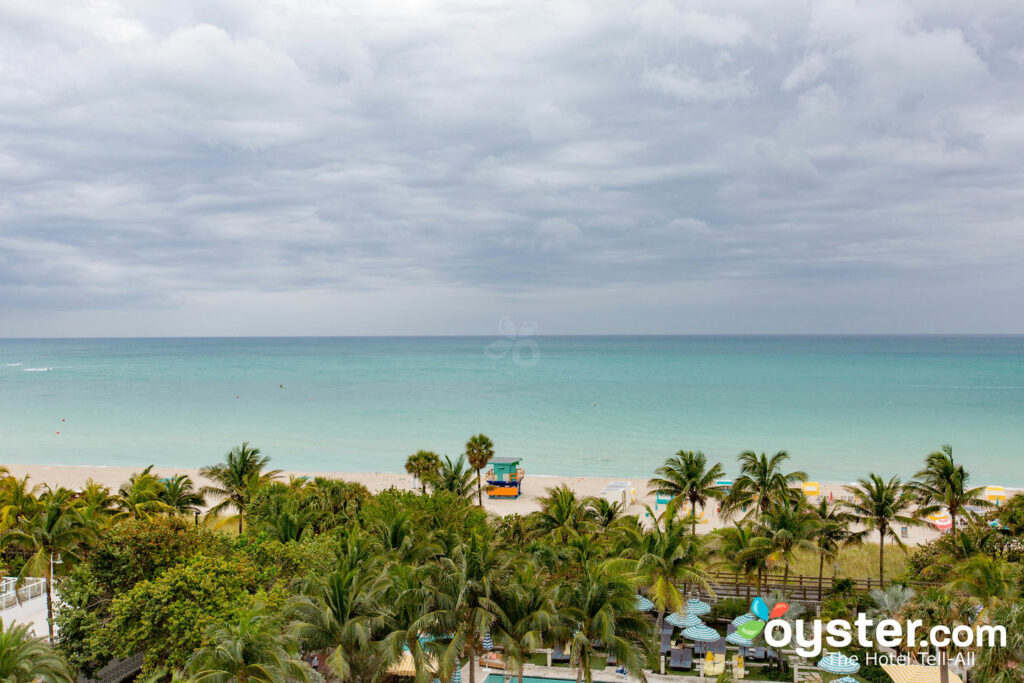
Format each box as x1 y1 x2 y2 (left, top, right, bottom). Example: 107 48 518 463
2 462 980 546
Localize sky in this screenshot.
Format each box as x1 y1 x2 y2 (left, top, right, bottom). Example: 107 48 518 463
2 0 1024 337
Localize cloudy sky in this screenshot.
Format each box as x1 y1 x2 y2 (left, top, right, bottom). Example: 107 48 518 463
2 0 1023 336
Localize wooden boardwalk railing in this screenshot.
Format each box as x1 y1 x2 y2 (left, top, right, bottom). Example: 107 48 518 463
688 571 936 604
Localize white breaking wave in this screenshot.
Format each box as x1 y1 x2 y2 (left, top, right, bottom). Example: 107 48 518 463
5 362 22 366
23 367 52 372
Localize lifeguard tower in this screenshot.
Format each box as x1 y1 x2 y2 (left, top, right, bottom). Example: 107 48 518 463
486 457 525 499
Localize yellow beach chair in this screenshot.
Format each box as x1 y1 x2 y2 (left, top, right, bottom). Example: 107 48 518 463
802 481 820 498
986 486 1006 506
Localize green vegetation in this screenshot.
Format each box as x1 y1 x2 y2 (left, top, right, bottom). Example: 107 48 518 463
0 443 1021 681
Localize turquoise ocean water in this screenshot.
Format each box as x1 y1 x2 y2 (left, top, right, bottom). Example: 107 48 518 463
1 336 1022 484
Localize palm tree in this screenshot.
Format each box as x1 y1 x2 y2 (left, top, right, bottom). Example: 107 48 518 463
0 489 92 642
115 467 173 520
464 434 495 507
288 562 378 680
746 500 819 587
162 474 206 517
433 531 512 683
491 565 558 683
587 498 625 533
911 445 991 539
73 479 117 526
619 499 711 631
405 450 443 494
811 499 852 597
904 588 975 683
200 442 282 534
973 601 1024 683
529 486 595 541
0 618 74 682
187 603 316 682
0 475 40 530
430 455 476 499
648 450 726 533
945 553 1020 619
554 561 650 683
868 584 915 623
842 474 920 585
714 522 761 600
725 451 805 519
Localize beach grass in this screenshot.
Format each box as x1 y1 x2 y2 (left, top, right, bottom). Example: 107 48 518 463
788 543 913 582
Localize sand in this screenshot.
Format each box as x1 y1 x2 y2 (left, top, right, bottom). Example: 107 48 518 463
2 462 981 546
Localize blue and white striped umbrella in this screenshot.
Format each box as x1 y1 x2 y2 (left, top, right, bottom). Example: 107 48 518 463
666 612 702 628
682 625 721 642
731 612 756 627
726 631 754 646
450 661 462 683
635 595 655 611
834 678 858 683
481 631 493 651
685 597 712 616
818 653 860 674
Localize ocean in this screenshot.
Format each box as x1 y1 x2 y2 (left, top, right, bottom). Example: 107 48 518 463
1 336 1022 485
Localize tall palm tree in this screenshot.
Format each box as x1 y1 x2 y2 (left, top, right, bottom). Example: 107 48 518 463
648 450 726 533
464 434 495 507
554 561 651 683
868 584 915 624
433 530 512 683
491 565 558 683
945 553 1020 619
0 618 74 682
161 474 206 517
911 445 990 539
842 474 920 585
73 479 117 526
0 489 91 642
746 500 819 587
288 562 379 681
811 499 852 597
200 442 281 534
0 475 41 530
725 451 805 519
187 603 316 682
587 498 625 533
405 450 442 494
430 455 476 499
618 499 712 631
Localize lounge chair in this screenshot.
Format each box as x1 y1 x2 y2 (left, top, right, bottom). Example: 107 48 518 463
751 646 766 660
668 648 693 671
479 652 505 670
661 624 675 635
710 638 727 655
605 652 617 666
551 647 570 664
660 632 673 655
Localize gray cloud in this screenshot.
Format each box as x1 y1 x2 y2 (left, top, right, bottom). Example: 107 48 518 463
1 0 1023 335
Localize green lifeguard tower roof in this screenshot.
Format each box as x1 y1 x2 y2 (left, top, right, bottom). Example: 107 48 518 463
490 457 521 465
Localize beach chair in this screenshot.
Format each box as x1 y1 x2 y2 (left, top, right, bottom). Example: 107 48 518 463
605 652 617 666
668 647 693 671
710 638 726 655
732 654 745 679
661 623 674 635
751 646 766 660
479 652 505 670
660 632 673 655
551 647 570 664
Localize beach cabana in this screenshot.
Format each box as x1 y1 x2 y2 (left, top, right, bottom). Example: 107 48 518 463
986 486 1006 506
667 612 703 628
802 481 820 498
485 458 524 499
685 597 711 616
881 664 963 683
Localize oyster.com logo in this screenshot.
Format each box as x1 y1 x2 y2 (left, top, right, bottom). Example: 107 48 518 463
484 317 539 367
736 597 790 640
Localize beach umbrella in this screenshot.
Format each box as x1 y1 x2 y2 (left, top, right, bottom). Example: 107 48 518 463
387 650 416 677
726 631 754 647
834 678 858 683
635 595 654 611
481 631 493 651
818 653 860 674
450 662 462 683
881 664 963 683
666 612 703 628
682 624 721 642
685 597 711 616
731 612 756 627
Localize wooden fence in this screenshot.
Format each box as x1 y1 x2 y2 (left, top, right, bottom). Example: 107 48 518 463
688 571 936 604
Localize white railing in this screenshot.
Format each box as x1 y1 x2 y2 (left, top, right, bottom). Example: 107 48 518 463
0 577 47 611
